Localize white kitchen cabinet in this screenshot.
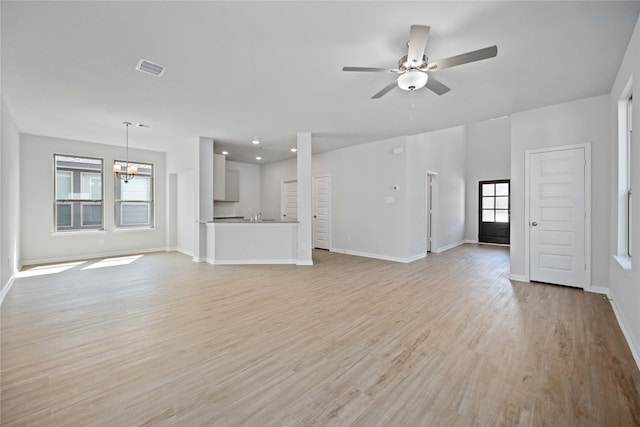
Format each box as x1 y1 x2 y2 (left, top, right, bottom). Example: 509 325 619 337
214 153 226 201
225 169 239 202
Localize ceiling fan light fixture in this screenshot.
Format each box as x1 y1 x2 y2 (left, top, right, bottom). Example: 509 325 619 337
398 70 428 91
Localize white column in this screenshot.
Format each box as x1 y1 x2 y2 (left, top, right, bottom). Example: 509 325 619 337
297 132 313 265
193 137 214 261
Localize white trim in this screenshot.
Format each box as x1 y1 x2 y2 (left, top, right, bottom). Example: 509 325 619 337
465 239 479 244
192 256 206 263
211 258 299 265
172 247 194 257
434 240 465 254
51 229 107 237
587 286 609 295
330 248 426 264
609 294 640 371
0 276 16 306
475 241 510 247
112 226 157 233
509 274 528 282
21 247 166 267
612 255 632 276
296 260 314 266
524 143 592 289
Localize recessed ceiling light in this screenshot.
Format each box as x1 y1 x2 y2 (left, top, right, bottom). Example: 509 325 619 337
221 151 229 155
256 156 262 161
290 148 297 152
252 138 260 145
135 58 166 77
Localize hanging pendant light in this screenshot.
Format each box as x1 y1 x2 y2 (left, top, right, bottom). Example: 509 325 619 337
113 122 138 183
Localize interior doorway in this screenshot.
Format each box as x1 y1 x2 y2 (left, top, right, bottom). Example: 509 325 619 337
426 172 437 253
313 175 331 250
478 180 510 244
280 179 298 221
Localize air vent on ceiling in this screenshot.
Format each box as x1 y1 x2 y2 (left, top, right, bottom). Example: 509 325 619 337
135 58 166 77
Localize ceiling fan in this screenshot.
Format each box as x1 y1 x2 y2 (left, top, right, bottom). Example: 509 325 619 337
343 25 497 99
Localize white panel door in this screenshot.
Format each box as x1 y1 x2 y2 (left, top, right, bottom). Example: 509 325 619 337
529 148 586 288
281 180 298 221
313 176 331 250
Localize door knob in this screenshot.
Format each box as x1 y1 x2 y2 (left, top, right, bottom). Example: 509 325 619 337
531 221 538 226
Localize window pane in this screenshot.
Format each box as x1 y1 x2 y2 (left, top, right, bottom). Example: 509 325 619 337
81 173 102 200
122 203 150 225
482 210 495 222
82 204 102 226
121 176 150 201
482 184 495 196
495 183 509 196
495 196 509 209
495 210 509 223
56 171 72 199
56 204 72 227
482 197 495 209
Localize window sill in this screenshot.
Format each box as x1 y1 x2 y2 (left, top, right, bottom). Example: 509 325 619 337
112 227 157 233
51 229 106 237
613 255 632 275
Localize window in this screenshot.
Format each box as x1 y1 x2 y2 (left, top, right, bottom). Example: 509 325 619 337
54 155 103 231
618 92 633 261
114 161 154 228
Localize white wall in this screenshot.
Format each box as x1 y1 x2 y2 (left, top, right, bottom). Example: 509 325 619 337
608 15 640 365
214 160 261 219
260 157 297 220
175 169 194 256
1 97 21 295
407 126 467 254
510 95 610 286
20 134 167 264
464 117 511 242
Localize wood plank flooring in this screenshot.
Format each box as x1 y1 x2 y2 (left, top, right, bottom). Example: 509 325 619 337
1 245 639 426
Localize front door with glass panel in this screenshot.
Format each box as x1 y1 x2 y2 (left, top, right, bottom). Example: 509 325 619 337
479 180 510 244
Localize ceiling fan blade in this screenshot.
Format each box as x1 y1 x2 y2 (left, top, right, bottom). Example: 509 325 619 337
428 45 497 71
407 25 430 66
372 79 399 99
342 66 398 73
425 75 450 96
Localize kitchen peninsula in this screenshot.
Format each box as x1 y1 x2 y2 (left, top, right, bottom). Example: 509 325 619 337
205 219 298 264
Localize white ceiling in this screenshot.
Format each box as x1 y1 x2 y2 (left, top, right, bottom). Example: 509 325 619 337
2 1 640 164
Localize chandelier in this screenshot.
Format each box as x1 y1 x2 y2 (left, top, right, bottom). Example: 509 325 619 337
113 122 138 183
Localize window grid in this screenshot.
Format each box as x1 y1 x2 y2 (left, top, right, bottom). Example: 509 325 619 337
54 155 103 232
114 161 154 228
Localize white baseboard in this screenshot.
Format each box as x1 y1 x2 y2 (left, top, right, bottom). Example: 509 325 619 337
509 274 528 282
587 285 609 295
211 259 298 265
21 247 167 267
608 294 640 372
330 248 425 264
296 260 314 266
434 241 465 254
465 239 479 244
192 256 206 263
172 247 194 257
0 276 16 306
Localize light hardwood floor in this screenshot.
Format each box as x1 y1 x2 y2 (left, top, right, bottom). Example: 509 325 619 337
1 245 639 426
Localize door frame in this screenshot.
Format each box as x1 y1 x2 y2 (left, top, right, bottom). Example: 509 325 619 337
524 143 591 290
312 175 331 250
478 179 511 245
280 179 297 221
426 171 438 254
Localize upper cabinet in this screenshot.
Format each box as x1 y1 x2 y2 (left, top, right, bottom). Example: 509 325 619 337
214 154 240 202
225 169 239 202
214 153 226 201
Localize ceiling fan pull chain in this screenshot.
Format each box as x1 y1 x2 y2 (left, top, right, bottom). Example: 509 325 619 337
410 90 415 122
